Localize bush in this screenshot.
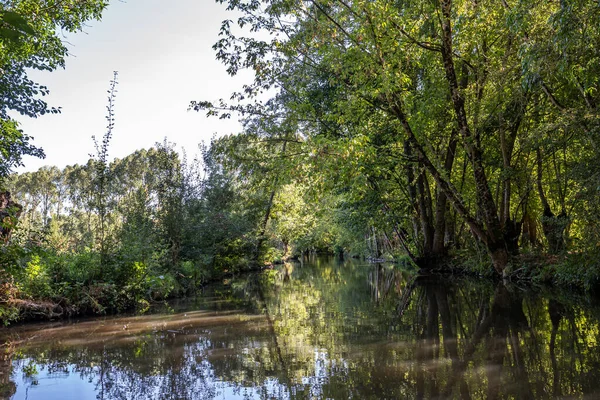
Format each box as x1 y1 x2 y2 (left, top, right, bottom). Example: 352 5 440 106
262 247 284 265
19 255 52 299
550 253 600 291
57 251 101 285
177 260 210 294
145 273 178 300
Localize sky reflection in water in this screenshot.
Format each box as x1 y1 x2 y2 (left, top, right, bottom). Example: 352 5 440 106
2 257 600 399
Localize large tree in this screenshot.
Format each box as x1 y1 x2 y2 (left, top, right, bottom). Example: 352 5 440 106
195 0 600 274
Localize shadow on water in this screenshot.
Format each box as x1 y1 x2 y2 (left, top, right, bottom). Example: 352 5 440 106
2 258 600 399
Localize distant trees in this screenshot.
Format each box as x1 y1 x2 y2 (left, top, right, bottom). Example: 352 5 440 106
2 138 274 320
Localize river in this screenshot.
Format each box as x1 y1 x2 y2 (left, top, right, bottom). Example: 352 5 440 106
1 257 599 399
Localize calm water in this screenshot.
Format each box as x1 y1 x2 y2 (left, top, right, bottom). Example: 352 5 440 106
1 257 600 399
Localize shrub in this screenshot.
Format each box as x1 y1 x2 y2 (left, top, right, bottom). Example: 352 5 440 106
19 255 52 299
177 260 210 294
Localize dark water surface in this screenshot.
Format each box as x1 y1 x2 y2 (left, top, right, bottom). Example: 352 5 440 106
2 257 600 399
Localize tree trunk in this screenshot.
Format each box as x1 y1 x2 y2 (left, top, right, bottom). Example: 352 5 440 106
394 104 507 273
438 0 509 273
253 139 289 265
433 132 458 255
255 184 277 264
536 148 566 254
404 140 422 246
416 171 434 255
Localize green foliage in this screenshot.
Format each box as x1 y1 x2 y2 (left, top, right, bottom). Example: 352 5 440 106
189 0 600 277
57 251 101 285
261 246 283 264
1 137 276 323
545 253 600 291
145 273 178 301
0 10 35 40
177 260 210 293
18 255 52 298
455 248 498 279
0 119 44 181
0 242 28 275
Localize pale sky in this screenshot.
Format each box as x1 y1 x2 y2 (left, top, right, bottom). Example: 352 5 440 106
15 0 250 172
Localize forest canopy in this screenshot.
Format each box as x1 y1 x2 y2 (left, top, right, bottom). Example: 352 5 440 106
192 0 600 275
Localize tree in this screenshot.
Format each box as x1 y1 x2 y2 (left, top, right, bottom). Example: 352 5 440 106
0 0 110 179
91 71 118 267
195 0 600 275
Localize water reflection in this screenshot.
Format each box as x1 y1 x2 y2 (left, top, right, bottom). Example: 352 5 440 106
1 259 600 399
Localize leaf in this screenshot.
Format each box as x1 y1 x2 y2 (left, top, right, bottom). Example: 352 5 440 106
1 11 35 36
0 27 21 42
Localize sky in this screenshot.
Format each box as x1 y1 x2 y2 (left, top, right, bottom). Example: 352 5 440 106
15 0 250 172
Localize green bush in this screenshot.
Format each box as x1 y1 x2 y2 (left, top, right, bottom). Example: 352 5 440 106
262 247 284 264
550 254 600 291
58 251 101 285
18 255 52 299
145 272 178 300
177 260 210 293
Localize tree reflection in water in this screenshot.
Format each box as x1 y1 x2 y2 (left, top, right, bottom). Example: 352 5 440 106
2 259 600 399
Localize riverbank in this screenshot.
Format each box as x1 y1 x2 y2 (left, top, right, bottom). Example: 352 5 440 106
454 250 600 292
0 262 265 326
